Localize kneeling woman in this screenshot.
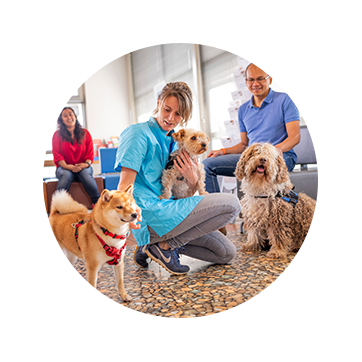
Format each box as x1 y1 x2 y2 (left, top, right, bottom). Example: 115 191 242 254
52 107 100 206
115 82 241 275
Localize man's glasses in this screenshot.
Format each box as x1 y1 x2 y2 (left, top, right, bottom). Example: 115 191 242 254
245 75 270 84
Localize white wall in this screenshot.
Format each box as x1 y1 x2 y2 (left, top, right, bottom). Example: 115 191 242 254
84 55 131 143
83 55 131 174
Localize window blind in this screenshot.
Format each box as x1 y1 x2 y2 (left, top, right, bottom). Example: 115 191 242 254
131 44 195 123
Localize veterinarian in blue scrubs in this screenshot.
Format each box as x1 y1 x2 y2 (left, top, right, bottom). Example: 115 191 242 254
115 82 240 275
203 63 300 194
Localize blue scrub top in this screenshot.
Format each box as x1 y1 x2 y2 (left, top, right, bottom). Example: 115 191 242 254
114 117 203 246
238 89 300 162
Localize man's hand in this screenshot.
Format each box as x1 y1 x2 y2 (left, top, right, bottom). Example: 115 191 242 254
206 149 224 158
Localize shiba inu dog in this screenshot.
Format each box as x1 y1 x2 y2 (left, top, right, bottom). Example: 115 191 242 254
49 185 138 301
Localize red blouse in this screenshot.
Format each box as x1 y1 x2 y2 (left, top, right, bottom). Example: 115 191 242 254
52 129 94 167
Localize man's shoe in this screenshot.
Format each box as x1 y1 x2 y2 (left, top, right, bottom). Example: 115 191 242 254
146 243 190 275
133 245 149 268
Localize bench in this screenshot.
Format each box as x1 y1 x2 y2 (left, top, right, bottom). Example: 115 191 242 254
43 176 105 214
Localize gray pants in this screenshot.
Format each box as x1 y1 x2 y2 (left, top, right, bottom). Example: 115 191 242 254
148 193 241 264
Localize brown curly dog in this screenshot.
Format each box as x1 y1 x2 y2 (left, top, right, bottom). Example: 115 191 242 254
234 143 316 259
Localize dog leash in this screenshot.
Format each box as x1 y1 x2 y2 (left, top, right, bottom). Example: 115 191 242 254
72 220 129 265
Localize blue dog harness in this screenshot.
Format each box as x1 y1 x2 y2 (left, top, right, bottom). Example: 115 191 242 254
254 190 299 207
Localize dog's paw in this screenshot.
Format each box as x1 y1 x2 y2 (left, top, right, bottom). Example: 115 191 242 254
241 243 261 253
266 249 286 259
120 293 132 302
199 191 209 195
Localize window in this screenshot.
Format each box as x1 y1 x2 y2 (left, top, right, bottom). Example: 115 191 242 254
199 45 241 150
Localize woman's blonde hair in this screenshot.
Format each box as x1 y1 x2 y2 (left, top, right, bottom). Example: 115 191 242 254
152 81 193 127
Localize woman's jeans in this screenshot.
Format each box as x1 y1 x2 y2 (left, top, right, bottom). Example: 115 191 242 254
202 153 296 193
56 166 100 204
148 193 241 264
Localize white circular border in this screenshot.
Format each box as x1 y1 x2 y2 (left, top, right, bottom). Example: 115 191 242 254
28 24 335 335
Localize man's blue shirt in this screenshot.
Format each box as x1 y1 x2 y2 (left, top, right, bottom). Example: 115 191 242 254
114 117 203 246
238 89 299 162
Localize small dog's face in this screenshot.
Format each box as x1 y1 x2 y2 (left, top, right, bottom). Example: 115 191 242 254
235 143 289 185
99 186 138 224
173 129 209 157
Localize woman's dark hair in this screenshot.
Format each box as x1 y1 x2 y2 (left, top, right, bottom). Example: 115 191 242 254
57 107 85 145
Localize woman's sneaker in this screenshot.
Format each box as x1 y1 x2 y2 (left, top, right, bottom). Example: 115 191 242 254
146 243 190 275
133 245 149 268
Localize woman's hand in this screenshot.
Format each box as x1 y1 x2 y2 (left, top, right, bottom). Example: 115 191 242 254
75 163 90 170
174 150 198 191
68 164 82 173
129 205 142 230
117 167 141 229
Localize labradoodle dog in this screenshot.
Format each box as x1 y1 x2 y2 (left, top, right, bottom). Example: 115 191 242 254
159 128 209 200
234 142 316 259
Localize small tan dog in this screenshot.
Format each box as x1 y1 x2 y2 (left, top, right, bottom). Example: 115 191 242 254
234 143 316 259
159 128 210 199
49 186 138 301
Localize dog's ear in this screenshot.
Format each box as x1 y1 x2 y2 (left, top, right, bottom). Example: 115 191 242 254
101 189 112 203
234 155 245 181
172 129 186 142
276 154 290 184
124 184 134 195
234 145 254 181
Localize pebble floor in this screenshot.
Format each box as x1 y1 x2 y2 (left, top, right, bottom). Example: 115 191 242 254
74 221 296 318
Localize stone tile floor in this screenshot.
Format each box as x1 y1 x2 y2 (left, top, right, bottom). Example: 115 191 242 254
74 220 296 318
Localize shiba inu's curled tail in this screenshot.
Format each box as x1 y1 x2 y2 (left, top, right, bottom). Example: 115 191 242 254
50 190 88 216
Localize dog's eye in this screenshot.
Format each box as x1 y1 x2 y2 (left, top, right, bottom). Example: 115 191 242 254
117 206 123 209
191 136 196 140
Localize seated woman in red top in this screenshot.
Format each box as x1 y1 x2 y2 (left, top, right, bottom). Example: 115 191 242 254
52 107 100 205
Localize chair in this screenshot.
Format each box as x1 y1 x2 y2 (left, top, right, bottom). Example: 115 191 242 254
99 148 120 190
288 125 318 200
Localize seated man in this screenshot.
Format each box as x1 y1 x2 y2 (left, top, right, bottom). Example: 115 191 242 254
203 63 301 194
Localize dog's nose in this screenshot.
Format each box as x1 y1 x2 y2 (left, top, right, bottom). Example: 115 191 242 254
131 213 138 219
259 158 267 164
201 143 206 148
